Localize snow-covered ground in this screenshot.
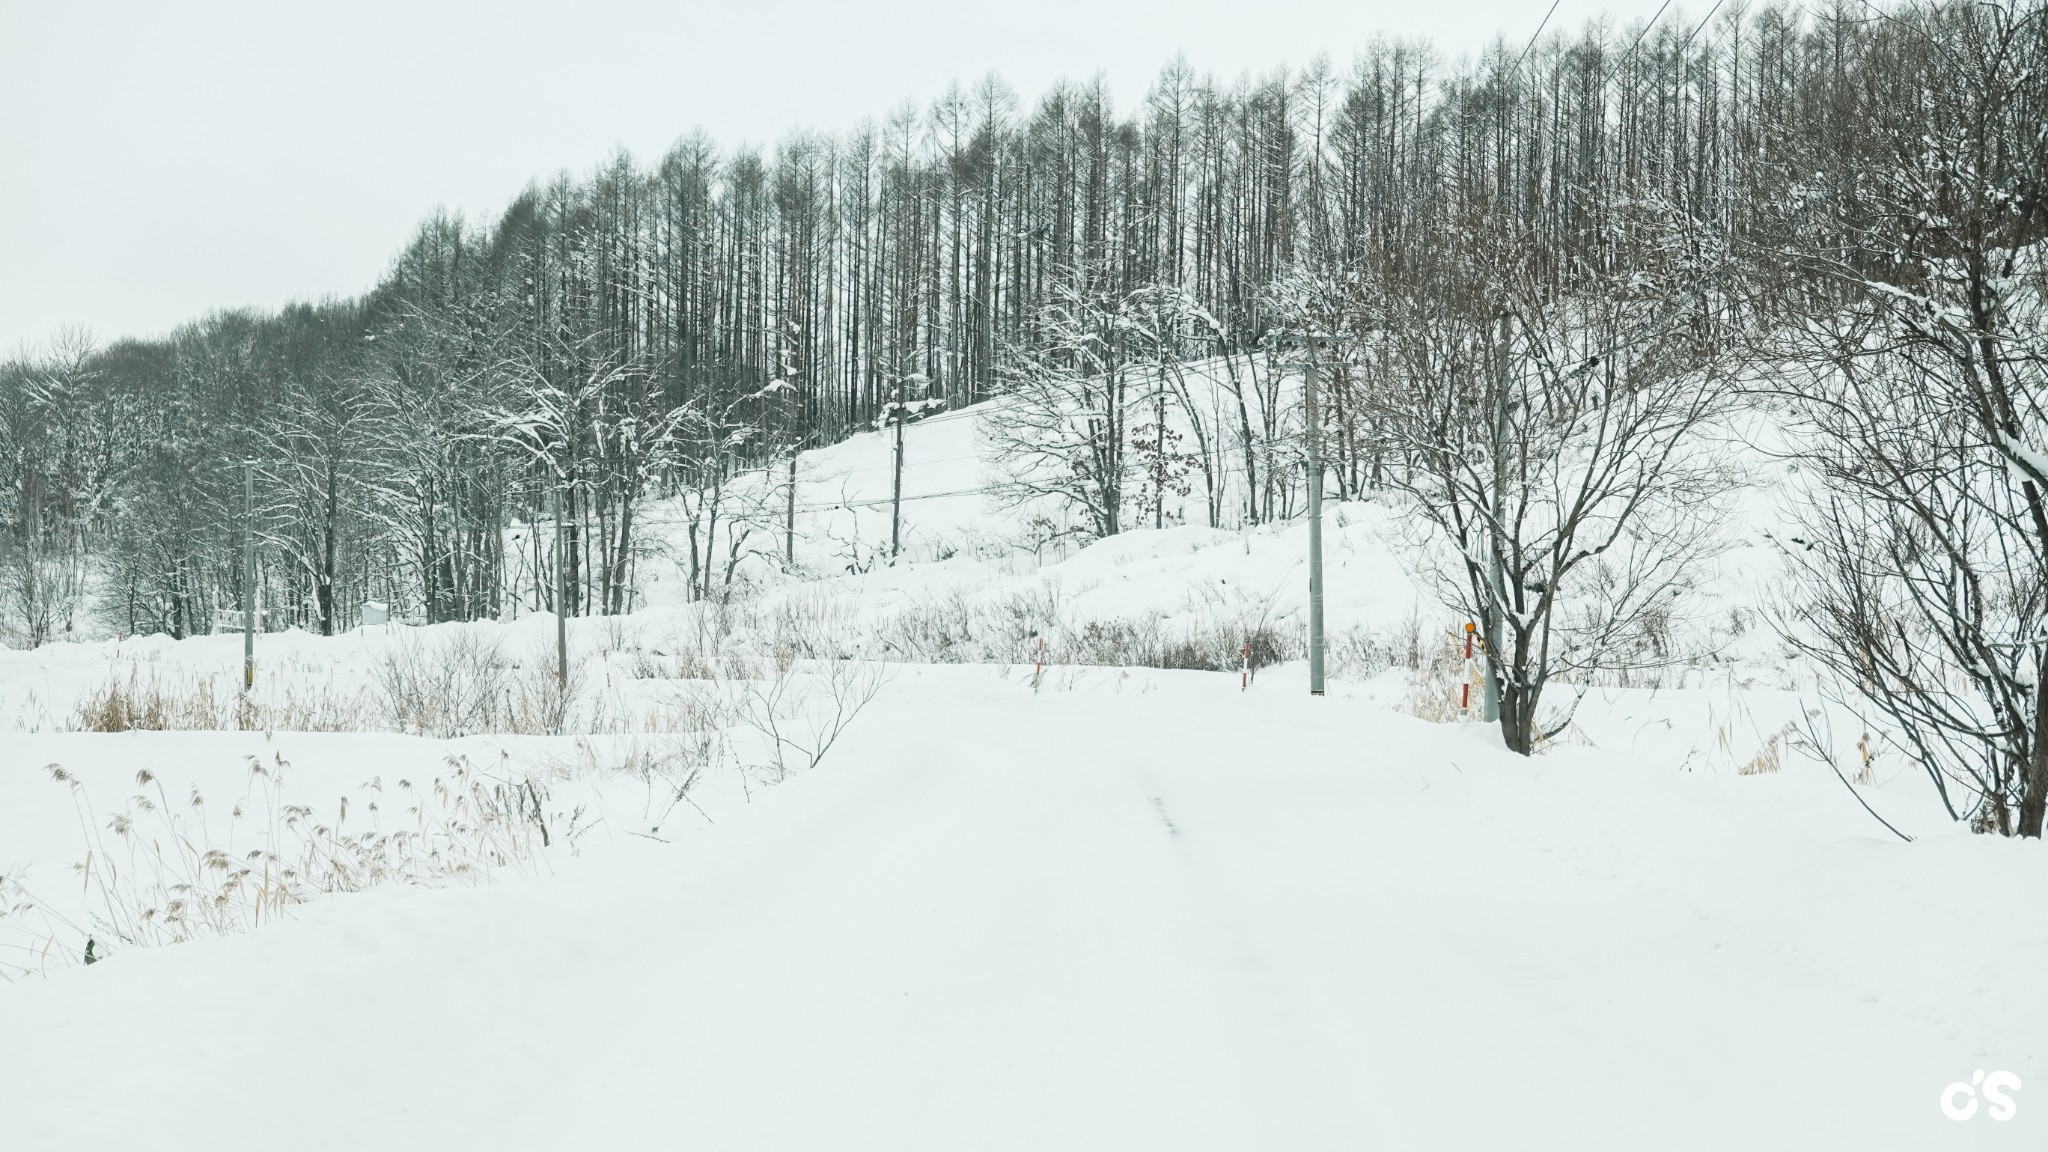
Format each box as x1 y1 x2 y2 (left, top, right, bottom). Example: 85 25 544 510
2 402 2042 1148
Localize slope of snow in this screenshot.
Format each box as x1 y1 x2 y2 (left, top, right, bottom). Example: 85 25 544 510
3 392 2039 1148
1 666 2040 1149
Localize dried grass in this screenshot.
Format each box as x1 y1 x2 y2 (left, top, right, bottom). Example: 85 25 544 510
1 753 567 977
1737 722 1799 775
870 578 1297 673
72 667 376 733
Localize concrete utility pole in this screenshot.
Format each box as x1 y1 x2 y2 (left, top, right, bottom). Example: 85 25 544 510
1482 314 1512 724
785 447 799 566
242 462 256 693
889 375 906 560
1304 339 1327 697
552 484 568 688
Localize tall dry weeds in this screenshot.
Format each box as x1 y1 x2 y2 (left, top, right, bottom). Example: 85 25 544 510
4 753 564 974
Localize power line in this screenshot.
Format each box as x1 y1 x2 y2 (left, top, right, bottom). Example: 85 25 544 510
1515 0 1565 70
1626 0 1679 56
1679 0 1728 54
619 460 1332 536
804 451 983 477
521 453 1303 536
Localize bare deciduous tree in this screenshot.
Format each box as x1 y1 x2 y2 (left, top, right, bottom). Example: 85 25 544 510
1769 0 2048 835
1365 214 1730 753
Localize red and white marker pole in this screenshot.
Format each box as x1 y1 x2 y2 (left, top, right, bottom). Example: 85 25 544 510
1241 641 1252 692
1461 621 1476 714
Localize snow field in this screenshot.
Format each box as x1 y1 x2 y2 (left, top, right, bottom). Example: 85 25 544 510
1 398 2039 1148
2 666 2042 1149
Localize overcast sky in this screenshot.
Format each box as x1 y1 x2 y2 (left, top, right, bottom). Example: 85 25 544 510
0 0 1683 354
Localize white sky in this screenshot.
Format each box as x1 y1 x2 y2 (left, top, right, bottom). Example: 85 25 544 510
0 0 1682 354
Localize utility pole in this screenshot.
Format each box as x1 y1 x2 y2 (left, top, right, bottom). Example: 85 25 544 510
1482 314 1512 725
242 461 256 693
1304 339 1327 697
551 483 568 688
889 375 906 560
785 447 799 567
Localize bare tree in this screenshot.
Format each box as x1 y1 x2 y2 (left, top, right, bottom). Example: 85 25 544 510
360 287 504 625
986 270 1142 541
1768 0 2048 835
1 3 2026 653
257 305 374 636
0 331 117 645
1365 215 1730 753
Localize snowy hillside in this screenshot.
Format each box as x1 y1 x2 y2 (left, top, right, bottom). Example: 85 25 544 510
1 399 2042 1150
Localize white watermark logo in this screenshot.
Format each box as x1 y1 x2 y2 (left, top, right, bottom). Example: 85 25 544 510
1941 1070 2021 1122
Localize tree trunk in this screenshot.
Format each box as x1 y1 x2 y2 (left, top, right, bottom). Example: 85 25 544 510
611 493 635 615
1498 671 1537 756
315 463 338 635
2023 664 2048 838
